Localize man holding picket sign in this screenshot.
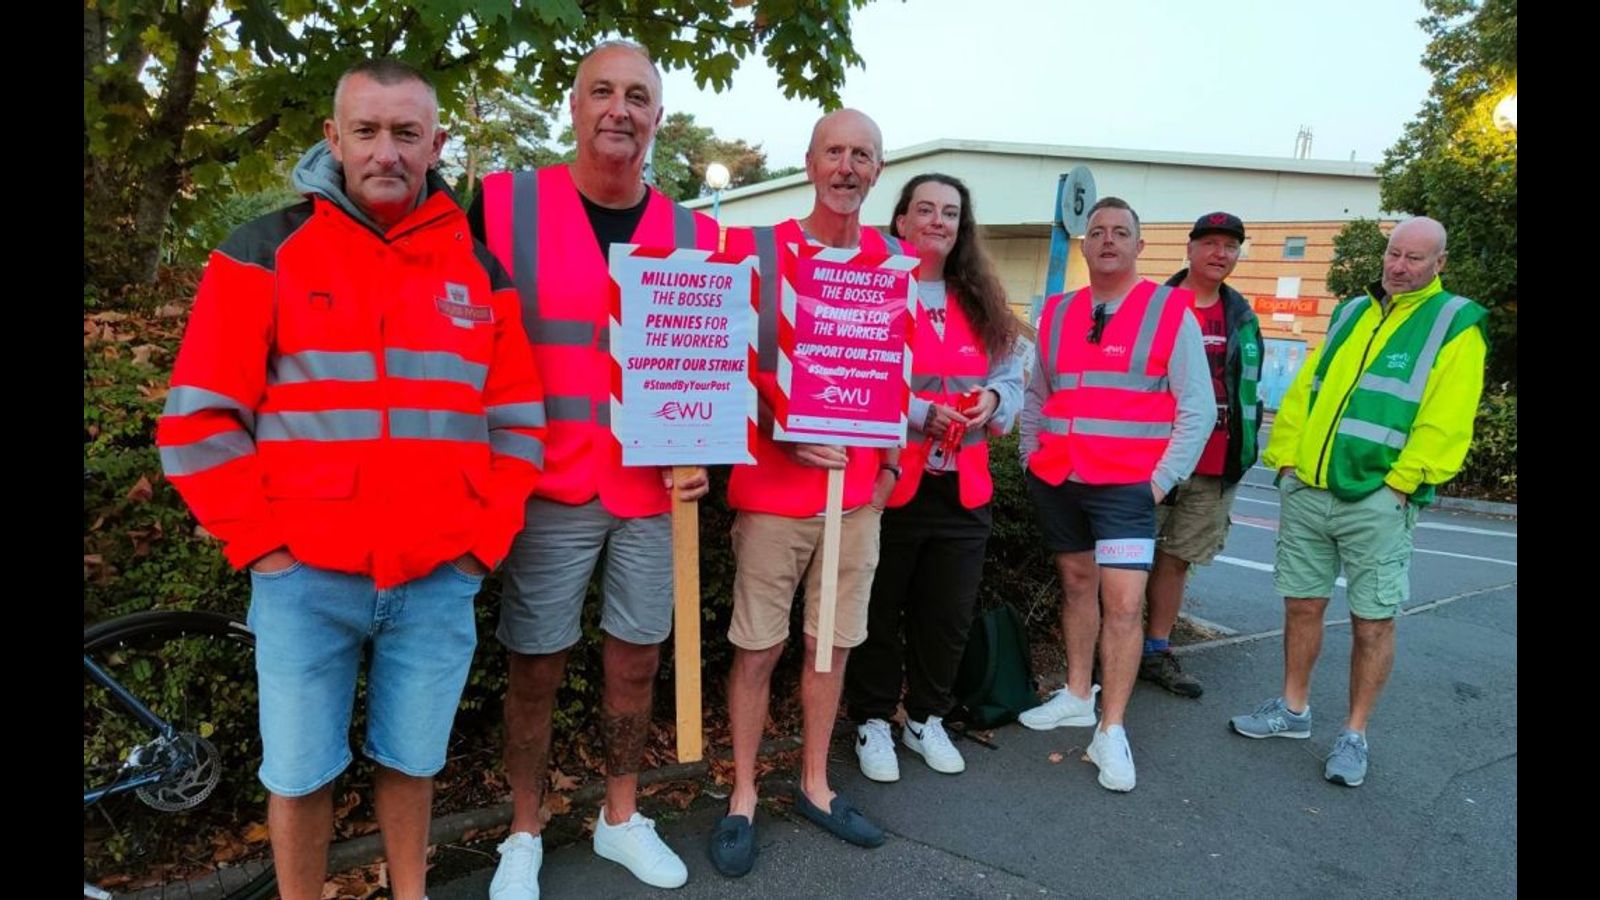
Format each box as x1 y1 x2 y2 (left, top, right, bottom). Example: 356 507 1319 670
471 40 723 897
710 109 915 878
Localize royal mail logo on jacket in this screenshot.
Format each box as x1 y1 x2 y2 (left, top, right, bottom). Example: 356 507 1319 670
436 282 494 327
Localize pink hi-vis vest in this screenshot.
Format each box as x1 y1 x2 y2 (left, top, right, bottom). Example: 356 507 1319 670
1029 280 1192 486
479 165 721 517
888 289 993 508
725 218 908 516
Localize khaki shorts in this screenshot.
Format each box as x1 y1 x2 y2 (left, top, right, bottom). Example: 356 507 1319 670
1155 475 1240 565
728 506 883 651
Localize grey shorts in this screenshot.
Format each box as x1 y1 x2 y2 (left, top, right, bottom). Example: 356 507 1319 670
496 497 673 654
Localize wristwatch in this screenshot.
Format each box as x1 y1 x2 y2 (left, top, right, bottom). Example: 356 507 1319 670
879 463 902 480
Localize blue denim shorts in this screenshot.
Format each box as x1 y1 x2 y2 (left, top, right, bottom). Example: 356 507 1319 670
247 561 482 797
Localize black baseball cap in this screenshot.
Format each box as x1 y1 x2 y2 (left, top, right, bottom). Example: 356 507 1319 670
1189 212 1246 242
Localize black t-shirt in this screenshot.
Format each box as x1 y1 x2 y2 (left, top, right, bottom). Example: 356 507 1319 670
580 191 649 259
465 182 650 259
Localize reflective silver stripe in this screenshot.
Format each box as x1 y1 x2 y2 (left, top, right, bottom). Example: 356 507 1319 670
545 395 610 426
945 375 985 393
159 430 257 477
1338 418 1408 450
1407 293 1471 389
911 374 943 393
509 171 614 352
674 204 698 247
1128 285 1172 375
1356 371 1410 400
1325 297 1367 346
755 226 779 373
1243 362 1261 382
1360 293 1471 403
487 401 547 429
1081 371 1169 392
1071 418 1172 438
1051 371 1080 392
163 386 257 432
268 350 378 385
1241 403 1259 423
873 228 904 255
491 431 546 467
528 318 598 348
257 410 382 442
1041 416 1071 435
390 409 488 443
1312 377 1323 392
1043 291 1076 384
511 171 541 329
385 349 488 390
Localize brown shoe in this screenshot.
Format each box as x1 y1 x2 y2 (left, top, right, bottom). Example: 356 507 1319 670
1138 651 1203 698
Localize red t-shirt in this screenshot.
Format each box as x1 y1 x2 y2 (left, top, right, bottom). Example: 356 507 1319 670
1193 299 1230 477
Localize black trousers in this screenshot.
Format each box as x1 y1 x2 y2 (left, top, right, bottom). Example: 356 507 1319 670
845 471 992 723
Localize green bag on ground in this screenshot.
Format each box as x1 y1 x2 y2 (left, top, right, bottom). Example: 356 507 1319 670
950 604 1037 729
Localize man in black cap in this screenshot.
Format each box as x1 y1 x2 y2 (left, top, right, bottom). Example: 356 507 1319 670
1139 212 1265 697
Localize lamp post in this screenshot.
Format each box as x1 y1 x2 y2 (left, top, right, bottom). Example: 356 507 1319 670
705 162 731 220
1493 93 1517 133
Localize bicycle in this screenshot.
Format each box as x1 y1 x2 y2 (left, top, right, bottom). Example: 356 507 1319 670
84 610 276 900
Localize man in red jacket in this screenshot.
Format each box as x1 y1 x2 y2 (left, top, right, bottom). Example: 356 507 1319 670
158 60 545 900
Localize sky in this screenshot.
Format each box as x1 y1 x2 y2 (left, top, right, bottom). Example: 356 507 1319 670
651 0 1437 171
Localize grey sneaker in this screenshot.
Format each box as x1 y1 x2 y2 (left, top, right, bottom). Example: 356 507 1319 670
1229 697 1311 739
1324 730 1368 787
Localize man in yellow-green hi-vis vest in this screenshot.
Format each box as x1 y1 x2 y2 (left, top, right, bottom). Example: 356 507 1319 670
1227 217 1489 789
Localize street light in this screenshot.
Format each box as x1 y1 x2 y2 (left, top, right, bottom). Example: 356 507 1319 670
705 162 731 220
1493 93 1517 132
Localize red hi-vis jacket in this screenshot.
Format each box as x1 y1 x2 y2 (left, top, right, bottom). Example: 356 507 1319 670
888 290 993 509
157 184 547 589
723 219 907 517
476 165 721 518
1029 280 1191 486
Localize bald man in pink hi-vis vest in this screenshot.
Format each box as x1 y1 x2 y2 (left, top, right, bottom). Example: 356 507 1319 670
709 109 907 878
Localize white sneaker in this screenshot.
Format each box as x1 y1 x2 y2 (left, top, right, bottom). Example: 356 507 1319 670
1018 684 1100 730
903 715 965 774
489 831 543 900
855 718 901 782
1087 724 1137 792
592 807 689 889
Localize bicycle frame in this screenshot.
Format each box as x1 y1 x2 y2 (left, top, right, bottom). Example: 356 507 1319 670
83 653 197 806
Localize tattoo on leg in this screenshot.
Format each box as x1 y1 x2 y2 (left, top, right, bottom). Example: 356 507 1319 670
602 710 652 776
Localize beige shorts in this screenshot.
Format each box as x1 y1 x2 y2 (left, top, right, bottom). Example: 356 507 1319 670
728 506 883 651
1155 475 1240 565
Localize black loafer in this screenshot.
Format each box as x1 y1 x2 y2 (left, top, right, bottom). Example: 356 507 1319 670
792 791 885 848
709 813 757 877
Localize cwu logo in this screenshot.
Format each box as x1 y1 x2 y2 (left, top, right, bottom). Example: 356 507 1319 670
811 385 872 407
652 400 713 421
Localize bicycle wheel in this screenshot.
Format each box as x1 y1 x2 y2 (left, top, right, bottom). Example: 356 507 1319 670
84 610 276 900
